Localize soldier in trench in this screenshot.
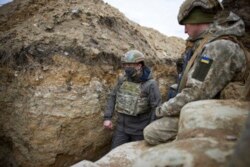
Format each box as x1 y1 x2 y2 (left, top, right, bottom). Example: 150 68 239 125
143 0 248 145
103 50 161 149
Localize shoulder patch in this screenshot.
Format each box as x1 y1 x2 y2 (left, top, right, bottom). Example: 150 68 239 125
200 55 211 64
192 55 213 82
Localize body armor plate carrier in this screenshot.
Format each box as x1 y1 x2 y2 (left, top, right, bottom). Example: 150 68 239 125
115 80 151 116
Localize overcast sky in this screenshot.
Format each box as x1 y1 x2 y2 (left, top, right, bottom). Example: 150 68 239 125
0 0 187 39
0 0 10 5
103 0 187 39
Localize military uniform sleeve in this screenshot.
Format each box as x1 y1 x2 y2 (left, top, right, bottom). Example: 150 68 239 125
148 80 162 110
160 39 246 116
103 77 124 120
148 80 162 120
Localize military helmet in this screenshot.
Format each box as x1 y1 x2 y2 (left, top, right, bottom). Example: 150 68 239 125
121 50 145 64
178 0 223 25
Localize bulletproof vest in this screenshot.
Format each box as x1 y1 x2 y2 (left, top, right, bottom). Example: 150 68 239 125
115 80 151 116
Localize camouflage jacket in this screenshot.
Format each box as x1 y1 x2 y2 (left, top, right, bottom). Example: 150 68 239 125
160 12 246 116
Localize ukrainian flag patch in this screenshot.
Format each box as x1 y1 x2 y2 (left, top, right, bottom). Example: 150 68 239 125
192 55 213 82
200 55 211 64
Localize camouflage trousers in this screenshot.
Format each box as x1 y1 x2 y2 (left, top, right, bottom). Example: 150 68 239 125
143 116 179 145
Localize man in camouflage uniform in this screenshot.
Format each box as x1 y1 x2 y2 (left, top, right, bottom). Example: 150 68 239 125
143 0 246 145
103 50 161 149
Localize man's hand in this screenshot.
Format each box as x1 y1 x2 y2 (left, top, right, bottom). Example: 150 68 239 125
103 120 113 130
155 106 163 117
155 105 176 117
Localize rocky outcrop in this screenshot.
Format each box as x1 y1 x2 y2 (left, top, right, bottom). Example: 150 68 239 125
72 141 148 167
0 55 114 167
0 0 185 166
1 0 249 166
73 100 250 167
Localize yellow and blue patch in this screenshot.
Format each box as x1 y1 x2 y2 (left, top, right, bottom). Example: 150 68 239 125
192 55 213 82
200 55 211 64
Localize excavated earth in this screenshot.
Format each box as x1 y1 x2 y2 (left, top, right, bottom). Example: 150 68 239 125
0 0 184 166
0 0 249 167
